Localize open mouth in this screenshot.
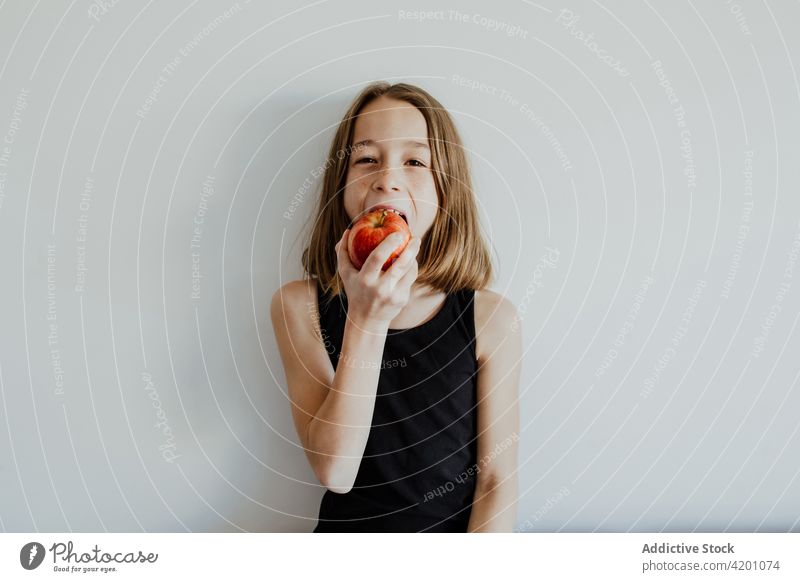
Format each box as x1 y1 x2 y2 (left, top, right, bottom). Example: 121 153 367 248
364 206 408 224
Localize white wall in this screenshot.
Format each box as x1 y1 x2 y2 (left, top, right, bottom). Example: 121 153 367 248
0 0 798 532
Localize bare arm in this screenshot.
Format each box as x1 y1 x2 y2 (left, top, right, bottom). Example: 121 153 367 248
307 317 389 493
467 291 521 532
271 229 420 493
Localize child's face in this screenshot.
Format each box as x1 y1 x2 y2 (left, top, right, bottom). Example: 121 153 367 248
343 96 438 238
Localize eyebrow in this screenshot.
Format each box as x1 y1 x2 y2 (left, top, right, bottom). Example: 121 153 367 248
351 139 430 150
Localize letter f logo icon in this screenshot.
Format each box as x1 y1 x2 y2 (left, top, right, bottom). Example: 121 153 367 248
20 542 45 570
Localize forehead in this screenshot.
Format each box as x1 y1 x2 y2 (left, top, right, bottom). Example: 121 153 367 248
351 96 428 145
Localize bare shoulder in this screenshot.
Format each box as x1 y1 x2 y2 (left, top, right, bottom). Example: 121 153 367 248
270 279 319 332
271 278 316 305
474 288 517 330
473 289 519 364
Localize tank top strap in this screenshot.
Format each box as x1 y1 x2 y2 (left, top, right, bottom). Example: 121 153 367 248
315 279 345 368
451 287 476 339
315 278 341 323
317 280 475 359
400 287 476 356
316 278 475 342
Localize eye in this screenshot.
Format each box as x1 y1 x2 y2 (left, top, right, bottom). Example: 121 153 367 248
355 157 376 164
407 159 426 167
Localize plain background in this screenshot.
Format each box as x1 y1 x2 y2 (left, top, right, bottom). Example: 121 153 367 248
0 0 798 532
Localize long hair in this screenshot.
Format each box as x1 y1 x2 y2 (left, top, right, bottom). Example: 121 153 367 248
301 81 494 298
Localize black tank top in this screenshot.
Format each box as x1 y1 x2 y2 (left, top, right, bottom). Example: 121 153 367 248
312 278 479 532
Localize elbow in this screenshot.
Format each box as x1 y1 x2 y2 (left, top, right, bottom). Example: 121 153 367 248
325 483 353 495
318 463 356 494
307 420 357 494
474 472 501 498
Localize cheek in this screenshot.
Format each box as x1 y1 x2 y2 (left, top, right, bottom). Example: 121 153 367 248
407 171 435 191
413 174 439 214
346 164 371 182
342 173 362 218
343 166 359 190
413 174 439 209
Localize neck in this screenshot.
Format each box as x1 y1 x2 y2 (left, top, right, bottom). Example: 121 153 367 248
410 280 443 299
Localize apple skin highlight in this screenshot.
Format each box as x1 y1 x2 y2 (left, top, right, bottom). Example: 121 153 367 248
347 208 411 271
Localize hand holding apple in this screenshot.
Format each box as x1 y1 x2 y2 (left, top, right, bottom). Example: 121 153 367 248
347 208 412 271
334 220 421 331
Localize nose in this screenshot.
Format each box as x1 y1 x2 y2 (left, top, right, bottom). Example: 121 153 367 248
371 162 402 193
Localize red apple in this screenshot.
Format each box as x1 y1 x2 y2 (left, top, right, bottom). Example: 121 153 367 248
347 208 411 271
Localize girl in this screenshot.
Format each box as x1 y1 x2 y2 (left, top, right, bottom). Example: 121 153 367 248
271 81 521 532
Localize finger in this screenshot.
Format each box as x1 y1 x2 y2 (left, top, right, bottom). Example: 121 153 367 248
335 229 356 276
395 255 419 290
382 237 420 284
334 228 347 258
361 232 410 278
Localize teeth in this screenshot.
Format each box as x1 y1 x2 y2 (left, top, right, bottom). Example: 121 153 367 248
374 207 406 219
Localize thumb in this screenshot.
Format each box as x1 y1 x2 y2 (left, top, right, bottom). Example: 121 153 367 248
336 229 355 274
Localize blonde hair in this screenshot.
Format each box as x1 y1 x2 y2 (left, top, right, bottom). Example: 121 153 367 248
301 81 494 298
